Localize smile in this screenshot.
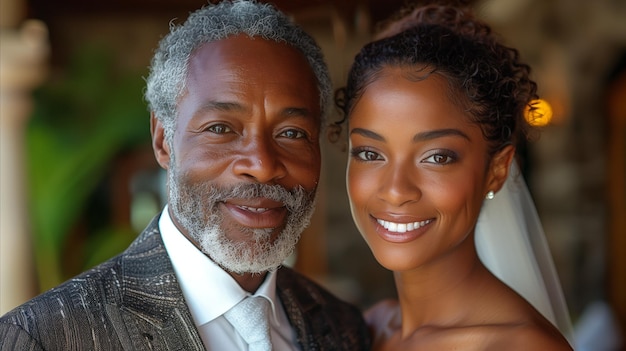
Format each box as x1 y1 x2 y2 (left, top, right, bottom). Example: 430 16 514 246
223 201 287 229
376 218 433 233
237 205 271 213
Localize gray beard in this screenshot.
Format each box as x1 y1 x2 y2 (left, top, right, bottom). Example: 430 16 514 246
167 165 316 274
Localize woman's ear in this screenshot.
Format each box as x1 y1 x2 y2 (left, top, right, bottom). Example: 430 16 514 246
486 144 516 194
150 112 171 170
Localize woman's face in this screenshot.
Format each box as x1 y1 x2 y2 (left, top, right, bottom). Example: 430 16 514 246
347 67 502 272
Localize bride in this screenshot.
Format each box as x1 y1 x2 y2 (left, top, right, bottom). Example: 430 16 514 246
335 3 574 349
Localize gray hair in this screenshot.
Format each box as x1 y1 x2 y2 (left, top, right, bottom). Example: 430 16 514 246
144 0 332 143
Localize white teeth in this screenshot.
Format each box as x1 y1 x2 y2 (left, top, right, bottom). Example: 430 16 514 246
376 218 432 233
239 206 269 213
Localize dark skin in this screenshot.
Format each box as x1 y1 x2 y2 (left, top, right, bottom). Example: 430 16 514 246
348 69 572 350
151 35 322 293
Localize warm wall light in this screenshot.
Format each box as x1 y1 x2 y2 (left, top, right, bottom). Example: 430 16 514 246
525 99 553 126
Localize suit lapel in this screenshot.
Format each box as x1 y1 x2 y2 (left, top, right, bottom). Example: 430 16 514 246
277 268 336 351
116 215 206 350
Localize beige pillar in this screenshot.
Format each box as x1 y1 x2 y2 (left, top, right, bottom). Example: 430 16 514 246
0 2 49 313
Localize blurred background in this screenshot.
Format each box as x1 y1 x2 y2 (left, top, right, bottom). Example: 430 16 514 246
1 0 624 349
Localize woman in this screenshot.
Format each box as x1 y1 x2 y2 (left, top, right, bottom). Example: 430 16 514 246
335 4 573 350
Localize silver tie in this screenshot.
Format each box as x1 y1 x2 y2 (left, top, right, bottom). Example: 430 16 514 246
224 296 272 351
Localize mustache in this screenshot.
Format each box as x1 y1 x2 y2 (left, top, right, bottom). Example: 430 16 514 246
192 182 313 212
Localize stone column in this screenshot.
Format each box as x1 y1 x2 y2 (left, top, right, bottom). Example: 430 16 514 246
0 0 49 313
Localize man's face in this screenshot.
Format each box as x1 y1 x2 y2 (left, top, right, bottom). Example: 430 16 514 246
152 35 322 274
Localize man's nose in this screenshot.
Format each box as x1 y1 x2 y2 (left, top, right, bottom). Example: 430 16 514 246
232 134 287 183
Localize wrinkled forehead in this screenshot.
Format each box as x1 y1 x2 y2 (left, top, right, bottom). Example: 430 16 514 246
181 35 322 124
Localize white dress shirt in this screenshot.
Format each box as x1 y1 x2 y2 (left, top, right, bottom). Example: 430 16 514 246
159 206 300 350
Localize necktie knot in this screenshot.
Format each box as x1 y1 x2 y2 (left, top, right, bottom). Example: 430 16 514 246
224 296 272 351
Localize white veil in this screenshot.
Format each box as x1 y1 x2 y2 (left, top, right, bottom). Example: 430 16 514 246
475 161 574 344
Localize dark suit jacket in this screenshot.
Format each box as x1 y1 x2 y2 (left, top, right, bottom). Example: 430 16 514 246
0 215 371 350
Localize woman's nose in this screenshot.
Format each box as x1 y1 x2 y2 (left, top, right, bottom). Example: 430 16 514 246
377 165 421 207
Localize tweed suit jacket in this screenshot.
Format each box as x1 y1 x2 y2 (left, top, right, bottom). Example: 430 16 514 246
0 215 371 350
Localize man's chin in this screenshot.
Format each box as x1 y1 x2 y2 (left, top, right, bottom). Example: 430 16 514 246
211 253 289 275
197 230 297 275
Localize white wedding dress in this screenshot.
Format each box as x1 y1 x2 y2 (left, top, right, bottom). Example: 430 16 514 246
475 162 574 344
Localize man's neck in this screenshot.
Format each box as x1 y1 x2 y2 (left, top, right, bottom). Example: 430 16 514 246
229 271 269 293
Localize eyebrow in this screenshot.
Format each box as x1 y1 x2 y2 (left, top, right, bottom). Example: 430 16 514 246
349 127 470 142
198 102 313 119
413 128 470 142
350 128 385 141
200 101 246 113
283 107 313 118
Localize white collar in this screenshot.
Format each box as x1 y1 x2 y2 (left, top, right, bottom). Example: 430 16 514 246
158 206 281 327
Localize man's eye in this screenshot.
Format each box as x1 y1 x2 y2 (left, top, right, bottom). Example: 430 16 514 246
280 129 306 139
207 124 232 134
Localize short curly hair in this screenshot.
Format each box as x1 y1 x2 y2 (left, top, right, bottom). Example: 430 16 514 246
335 4 538 156
145 0 332 145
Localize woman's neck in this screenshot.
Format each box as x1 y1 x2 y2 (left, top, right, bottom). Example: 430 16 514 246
393 237 491 338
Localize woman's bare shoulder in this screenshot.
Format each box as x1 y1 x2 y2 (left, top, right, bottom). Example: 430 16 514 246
483 323 573 351
395 323 573 351
462 285 573 350
363 298 572 351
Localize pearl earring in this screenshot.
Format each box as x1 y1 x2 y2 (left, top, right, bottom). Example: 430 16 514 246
486 191 495 200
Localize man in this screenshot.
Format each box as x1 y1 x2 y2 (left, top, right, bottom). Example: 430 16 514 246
0 1 371 350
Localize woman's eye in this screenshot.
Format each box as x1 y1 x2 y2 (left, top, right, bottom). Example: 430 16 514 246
352 149 383 161
207 124 232 134
280 129 306 139
422 152 456 165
